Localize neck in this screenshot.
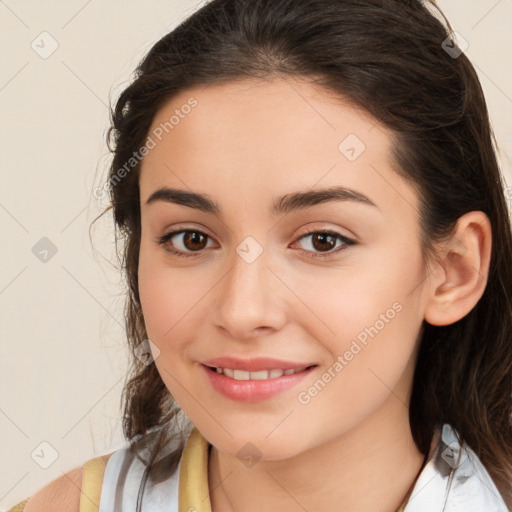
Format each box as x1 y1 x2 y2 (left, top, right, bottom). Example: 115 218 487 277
208 395 427 512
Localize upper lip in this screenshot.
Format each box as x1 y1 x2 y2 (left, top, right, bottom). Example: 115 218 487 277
201 357 317 372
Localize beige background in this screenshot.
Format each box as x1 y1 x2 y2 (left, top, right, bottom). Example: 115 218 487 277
1 0 511 508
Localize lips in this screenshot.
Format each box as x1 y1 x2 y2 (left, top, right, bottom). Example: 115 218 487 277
201 364 316 402
200 357 318 402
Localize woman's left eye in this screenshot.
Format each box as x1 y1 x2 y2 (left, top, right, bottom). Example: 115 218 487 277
155 229 355 259
292 231 355 258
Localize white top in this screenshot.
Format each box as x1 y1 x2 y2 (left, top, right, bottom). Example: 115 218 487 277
98 444 182 511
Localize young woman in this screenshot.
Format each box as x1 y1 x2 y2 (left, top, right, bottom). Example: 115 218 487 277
11 0 512 510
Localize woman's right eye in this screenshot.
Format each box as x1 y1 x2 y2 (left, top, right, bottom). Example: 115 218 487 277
155 229 217 258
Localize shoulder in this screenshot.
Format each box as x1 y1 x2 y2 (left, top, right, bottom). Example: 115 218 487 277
23 465 83 512
23 453 113 512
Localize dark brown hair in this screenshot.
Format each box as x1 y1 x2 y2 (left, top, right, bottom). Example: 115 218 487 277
95 0 512 508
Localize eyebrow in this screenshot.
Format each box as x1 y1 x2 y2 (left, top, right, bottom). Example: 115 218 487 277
144 185 377 216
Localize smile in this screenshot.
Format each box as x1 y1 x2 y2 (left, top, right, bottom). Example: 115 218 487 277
207 366 311 380
201 363 317 402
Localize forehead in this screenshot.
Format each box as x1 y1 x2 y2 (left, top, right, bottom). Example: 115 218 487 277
138 78 418 216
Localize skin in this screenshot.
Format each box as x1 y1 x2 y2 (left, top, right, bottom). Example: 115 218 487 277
137 77 491 512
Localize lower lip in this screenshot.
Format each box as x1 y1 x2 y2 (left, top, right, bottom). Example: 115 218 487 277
201 364 316 402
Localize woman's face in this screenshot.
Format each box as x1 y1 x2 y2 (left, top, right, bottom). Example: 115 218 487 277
138 78 432 459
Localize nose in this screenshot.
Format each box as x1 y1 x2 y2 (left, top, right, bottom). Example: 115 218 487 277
212 241 287 341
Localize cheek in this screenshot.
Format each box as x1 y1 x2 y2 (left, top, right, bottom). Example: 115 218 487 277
296 245 423 341
137 259 205 401
140 277 202 343
137 242 223 390
291 272 423 437
138 246 204 344
291 243 425 390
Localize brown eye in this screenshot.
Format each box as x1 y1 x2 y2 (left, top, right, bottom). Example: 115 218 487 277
294 231 355 259
156 229 216 258
311 233 338 252
182 231 208 251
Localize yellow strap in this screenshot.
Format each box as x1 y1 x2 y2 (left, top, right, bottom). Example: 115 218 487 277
178 427 212 512
5 498 29 512
79 454 110 512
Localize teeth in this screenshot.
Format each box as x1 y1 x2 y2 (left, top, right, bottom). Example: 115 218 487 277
233 369 251 380
214 366 308 380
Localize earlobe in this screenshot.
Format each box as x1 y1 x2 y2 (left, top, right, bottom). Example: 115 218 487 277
424 211 492 326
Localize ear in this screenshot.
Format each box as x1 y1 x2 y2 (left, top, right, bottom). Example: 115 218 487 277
424 211 492 326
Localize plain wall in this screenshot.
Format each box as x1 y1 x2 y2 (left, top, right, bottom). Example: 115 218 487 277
1 0 511 508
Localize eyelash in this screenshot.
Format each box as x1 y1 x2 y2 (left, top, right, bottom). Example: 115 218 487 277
155 228 356 260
